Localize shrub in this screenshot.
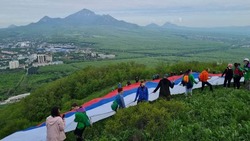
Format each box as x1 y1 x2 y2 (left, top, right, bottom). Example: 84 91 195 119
1 62 249 140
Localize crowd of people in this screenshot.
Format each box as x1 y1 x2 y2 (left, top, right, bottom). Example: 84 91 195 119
221 58 250 90
45 58 250 141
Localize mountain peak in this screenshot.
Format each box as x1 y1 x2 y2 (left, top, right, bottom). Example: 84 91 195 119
18 8 139 29
146 23 160 28
39 16 52 22
8 24 17 28
70 9 95 17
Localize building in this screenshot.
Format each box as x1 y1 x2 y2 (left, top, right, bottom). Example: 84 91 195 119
46 54 53 62
9 60 19 69
1 51 17 55
37 54 52 63
37 54 46 63
98 54 116 59
31 54 37 61
32 61 63 67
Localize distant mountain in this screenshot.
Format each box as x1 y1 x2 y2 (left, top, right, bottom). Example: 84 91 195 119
38 16 54 23
34 16 62 26
145 23 160 28
7 24 17 28
161 22 179 28
1 8 250 40
30 9 138 28
0 9 143 40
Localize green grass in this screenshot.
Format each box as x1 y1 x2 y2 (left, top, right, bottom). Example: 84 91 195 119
0 59 227 99
1 22 250 140
0 62 248 140
1 25 249 99
65 88 250 141
0 70 25 99
43 26 249 64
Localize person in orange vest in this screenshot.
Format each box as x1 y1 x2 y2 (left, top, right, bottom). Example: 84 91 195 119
199 68 213 92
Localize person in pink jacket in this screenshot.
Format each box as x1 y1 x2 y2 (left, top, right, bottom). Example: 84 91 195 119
46 107 66 141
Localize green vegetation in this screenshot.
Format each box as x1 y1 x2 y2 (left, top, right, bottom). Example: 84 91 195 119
0 65 76 100
51 26 250 64
1 25 250 99
1 62 249 140
1 11 250 140
0 62 146 138
0 70 25 100
65 89 250 141
0 57 226 99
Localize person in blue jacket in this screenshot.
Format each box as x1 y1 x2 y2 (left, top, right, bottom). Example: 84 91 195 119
134 80 149 103
111 87 126 111
116 88 126 109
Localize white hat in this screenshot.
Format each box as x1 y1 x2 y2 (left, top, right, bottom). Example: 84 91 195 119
228 64 233 68
244 58 249 62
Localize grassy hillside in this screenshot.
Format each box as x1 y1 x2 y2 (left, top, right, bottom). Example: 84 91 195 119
65 88 250 141
0 70 24 100
0 59 226 99
0 62 248 140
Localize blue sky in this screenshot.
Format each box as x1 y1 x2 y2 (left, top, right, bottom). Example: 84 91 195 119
0 0 250 28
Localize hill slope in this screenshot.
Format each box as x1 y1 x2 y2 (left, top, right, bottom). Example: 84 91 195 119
66 88 250 141
0 62 250 140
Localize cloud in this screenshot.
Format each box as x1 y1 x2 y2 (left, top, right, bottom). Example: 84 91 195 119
0 0 250 27
178 17 183 23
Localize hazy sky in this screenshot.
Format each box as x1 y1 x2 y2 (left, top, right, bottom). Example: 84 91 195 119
0 0 250 28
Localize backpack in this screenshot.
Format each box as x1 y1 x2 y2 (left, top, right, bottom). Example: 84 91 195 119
234 68 243 77
183 75 189 83
111 100 118 111
199 72 205 82
181 75 189 86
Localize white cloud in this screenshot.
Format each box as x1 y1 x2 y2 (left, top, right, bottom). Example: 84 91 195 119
178 17 183 23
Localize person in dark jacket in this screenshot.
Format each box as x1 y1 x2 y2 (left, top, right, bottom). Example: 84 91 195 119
152 74 175 101
135 76 139 83
134 80 149 103
126 80 131 86
221 64 233 87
